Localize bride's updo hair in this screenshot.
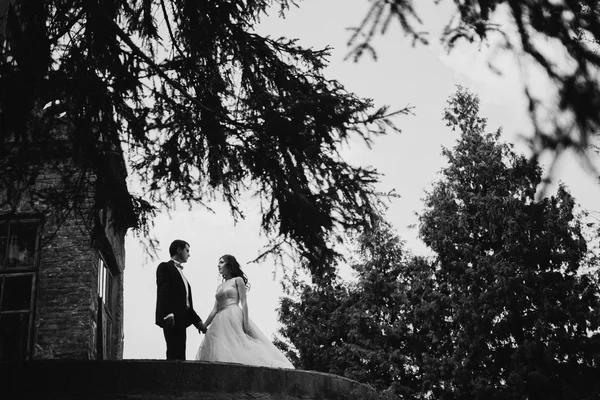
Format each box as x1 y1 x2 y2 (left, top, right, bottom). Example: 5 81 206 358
221 254 250 291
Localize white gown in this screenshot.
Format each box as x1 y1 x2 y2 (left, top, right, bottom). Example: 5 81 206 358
195 280 294 369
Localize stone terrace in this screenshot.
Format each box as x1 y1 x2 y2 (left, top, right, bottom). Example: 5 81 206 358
2 360 379 400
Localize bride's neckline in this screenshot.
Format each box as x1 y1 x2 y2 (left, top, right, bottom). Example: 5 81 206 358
218 278 235 288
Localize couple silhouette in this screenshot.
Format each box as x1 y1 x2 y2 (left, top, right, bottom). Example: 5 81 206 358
155 240 293 368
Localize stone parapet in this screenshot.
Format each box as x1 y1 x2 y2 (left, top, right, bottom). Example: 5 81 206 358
1 360 379 400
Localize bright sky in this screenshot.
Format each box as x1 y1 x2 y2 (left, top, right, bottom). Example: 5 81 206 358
122 1 600 360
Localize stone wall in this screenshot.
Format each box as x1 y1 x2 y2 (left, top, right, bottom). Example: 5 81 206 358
0 154 127 360
1 360 382 400
33 209 97 359
114 271 124 359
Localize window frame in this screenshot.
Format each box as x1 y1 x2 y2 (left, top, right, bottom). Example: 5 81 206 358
0 217 42 362
96 254 116 359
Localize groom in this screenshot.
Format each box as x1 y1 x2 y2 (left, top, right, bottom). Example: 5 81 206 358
155 239 206 360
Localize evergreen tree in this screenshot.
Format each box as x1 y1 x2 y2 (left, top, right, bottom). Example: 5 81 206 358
277 218 419 398
277 87 600 399
0 0 405 279
414 86 600 399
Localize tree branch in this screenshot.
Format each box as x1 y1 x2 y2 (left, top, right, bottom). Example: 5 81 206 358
102 10 245 128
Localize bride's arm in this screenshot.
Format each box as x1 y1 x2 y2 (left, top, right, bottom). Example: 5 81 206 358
236 277 249 333
204 299 218 327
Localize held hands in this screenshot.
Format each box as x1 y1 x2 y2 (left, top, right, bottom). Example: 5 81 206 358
197 322 207 334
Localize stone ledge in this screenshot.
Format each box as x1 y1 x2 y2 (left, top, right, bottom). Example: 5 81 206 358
1 360 379 400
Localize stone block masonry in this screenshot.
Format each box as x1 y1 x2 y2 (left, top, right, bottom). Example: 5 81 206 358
33 212 97 359
1 151 127 361
1 360 380 400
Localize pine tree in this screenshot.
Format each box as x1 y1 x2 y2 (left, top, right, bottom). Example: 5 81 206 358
0 1 405 279
277 87 600 399
277 218 419 398
414 86 600 399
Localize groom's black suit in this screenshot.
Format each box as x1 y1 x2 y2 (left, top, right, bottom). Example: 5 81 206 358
155 260 202 360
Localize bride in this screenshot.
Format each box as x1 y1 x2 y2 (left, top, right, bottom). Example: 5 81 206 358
195 254 294 369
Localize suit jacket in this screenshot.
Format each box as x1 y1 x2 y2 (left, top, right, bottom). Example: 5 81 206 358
155 260 202 328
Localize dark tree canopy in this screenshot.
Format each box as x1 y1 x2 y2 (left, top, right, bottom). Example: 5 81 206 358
349 0 600 183
276 217 420 398
0 0 407 280
415 87 600 399
277 87 600 399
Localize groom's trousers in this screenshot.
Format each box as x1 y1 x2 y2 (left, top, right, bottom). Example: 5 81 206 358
163 325 186 360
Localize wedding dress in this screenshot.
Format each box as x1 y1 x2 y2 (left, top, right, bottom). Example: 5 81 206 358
195 280 294 369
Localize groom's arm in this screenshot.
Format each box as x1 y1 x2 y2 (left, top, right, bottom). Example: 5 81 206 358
187 284 206 332
156 262 173 325
189 306 205 332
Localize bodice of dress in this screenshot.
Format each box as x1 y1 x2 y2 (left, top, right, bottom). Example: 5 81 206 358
216 282 239 311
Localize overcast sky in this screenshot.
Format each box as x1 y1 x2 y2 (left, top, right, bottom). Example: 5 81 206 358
122 1 600 360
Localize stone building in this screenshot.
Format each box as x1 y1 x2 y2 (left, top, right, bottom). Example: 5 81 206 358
0 133 134 361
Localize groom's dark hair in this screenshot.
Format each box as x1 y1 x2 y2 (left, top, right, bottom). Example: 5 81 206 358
169 240 189 257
